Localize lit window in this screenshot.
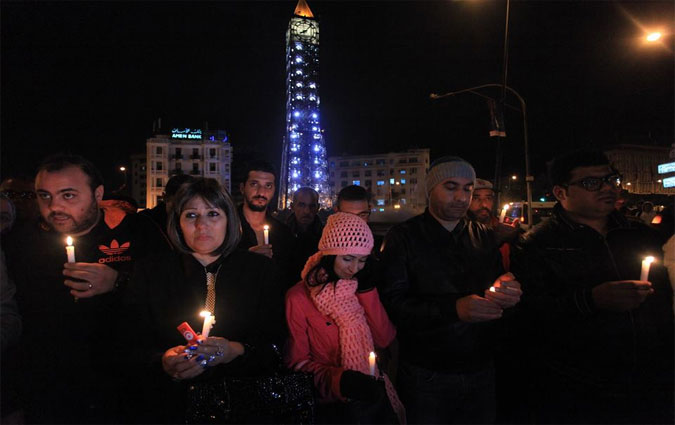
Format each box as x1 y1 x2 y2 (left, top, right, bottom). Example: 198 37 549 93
379 208 385 212
295 70 303 75
389 178 395 184
400 170 406 174
313 134 321 139
295 42 303 50
296 82 303 88
401 179 406 184
311 113 318 119
293 111 301 117
295 56 303 63
309 82 316 88
377 199 385 206
313 145 320 152
290 132 298 139
353 180 361 186
312 126 318 131
377 181 385 186
295 93 303 100
315 171 321 178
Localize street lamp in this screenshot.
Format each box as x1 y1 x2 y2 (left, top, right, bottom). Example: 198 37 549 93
118 166 128 192
430 83 534 227
646 32 662 42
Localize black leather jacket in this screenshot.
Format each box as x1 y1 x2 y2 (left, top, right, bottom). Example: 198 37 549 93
511 204 674 391
377 209 503 372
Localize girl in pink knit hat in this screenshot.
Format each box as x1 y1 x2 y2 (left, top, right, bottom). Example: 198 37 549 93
285 212 405 424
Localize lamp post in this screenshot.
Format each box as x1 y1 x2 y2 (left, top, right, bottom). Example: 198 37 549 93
430 84 534 227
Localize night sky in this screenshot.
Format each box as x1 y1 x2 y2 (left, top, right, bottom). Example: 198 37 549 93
2 0 673 187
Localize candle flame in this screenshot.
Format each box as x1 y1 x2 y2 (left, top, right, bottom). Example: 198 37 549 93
66 236 73 246
644 256 655 264
369 351 376 359
200 310 212 318
489 286 496 293
502 204 510 210
263 224 269 231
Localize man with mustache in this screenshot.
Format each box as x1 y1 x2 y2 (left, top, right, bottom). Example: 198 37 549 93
468 178 519 271
3 154 167 423
378 156 522 424
512 150 674 424
237 160 297 287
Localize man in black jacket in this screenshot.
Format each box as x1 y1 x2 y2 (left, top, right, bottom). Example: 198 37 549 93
378 156 522 424
512 150 674 424
236 160 298 287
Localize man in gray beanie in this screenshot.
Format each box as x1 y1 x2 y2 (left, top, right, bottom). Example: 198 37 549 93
378 156 521 424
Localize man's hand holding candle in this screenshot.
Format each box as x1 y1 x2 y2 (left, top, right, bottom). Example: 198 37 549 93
592 280 653 312
484 272 522 309
63 262 119 298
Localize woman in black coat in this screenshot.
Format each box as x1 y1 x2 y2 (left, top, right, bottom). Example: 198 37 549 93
119 178 286 423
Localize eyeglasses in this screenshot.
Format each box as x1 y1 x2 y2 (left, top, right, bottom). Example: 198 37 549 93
1 190 36 200
563 173 622 192
357 211 371 219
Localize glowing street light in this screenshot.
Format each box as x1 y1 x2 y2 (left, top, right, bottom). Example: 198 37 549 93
646 32 662 42
511 175 517 180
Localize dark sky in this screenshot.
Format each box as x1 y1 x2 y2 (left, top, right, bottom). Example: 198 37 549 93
2 0 673 185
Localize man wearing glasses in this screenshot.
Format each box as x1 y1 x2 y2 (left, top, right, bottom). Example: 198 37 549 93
512 150 673 424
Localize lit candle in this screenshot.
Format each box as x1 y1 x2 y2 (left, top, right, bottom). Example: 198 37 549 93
489 286 497 293
65 236 76 263
200 310 216 338
640 256 655 281
499 204 510 223
369 351 376 376
263 224 270 245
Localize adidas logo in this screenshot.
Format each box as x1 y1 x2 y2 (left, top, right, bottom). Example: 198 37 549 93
98 239 130 256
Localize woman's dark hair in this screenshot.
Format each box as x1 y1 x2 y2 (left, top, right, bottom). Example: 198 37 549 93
167 178 242 257
305 255 340 287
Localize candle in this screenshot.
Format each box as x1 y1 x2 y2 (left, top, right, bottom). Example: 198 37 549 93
263 225 270 245
640 256 655 281
489 286 497 293
200 310 216 338
369 351 376 376
499 204 510 223
65 236 76 263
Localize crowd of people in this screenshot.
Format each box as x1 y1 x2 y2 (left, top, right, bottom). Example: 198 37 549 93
0 150 672 424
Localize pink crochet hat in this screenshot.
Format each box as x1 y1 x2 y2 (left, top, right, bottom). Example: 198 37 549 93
319 212 374 256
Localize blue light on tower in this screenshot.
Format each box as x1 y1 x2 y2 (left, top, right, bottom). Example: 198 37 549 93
279 0 328 209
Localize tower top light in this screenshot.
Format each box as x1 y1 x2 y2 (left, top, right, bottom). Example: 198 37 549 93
294 0 314 18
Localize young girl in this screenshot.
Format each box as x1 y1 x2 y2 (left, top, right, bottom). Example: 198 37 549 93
285 212 405 424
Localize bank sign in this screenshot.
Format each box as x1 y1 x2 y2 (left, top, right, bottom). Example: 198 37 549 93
172 128 202 140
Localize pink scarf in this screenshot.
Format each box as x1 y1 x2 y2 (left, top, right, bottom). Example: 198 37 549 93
303 253 406 424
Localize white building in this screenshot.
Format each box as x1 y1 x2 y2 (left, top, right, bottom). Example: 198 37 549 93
328 149 430 211
146 128 232 209
604 144 675 195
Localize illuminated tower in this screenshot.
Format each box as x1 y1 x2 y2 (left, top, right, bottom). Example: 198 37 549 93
278 0 328 209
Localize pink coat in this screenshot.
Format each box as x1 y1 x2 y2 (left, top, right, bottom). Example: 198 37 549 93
284 281 396 403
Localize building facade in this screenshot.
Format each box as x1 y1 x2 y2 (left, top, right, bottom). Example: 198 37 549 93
604 144 675 195
130 153 147 208
278 0 329 209
328 149 430 211
145 128 232 208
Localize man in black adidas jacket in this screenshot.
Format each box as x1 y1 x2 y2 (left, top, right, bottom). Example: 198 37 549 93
4 154 168 424
512 150 674 424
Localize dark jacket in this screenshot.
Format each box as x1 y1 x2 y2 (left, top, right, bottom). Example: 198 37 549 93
377 209 504 372
237 206 299 288
3 211 169 424
119 249 286 423
511 204 674 392
285 213 324 281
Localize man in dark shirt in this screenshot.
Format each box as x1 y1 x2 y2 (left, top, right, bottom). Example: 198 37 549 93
512 150 674 424
4 154 167 424
236 160 297 287
285 187 323 277
378 156 522 424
